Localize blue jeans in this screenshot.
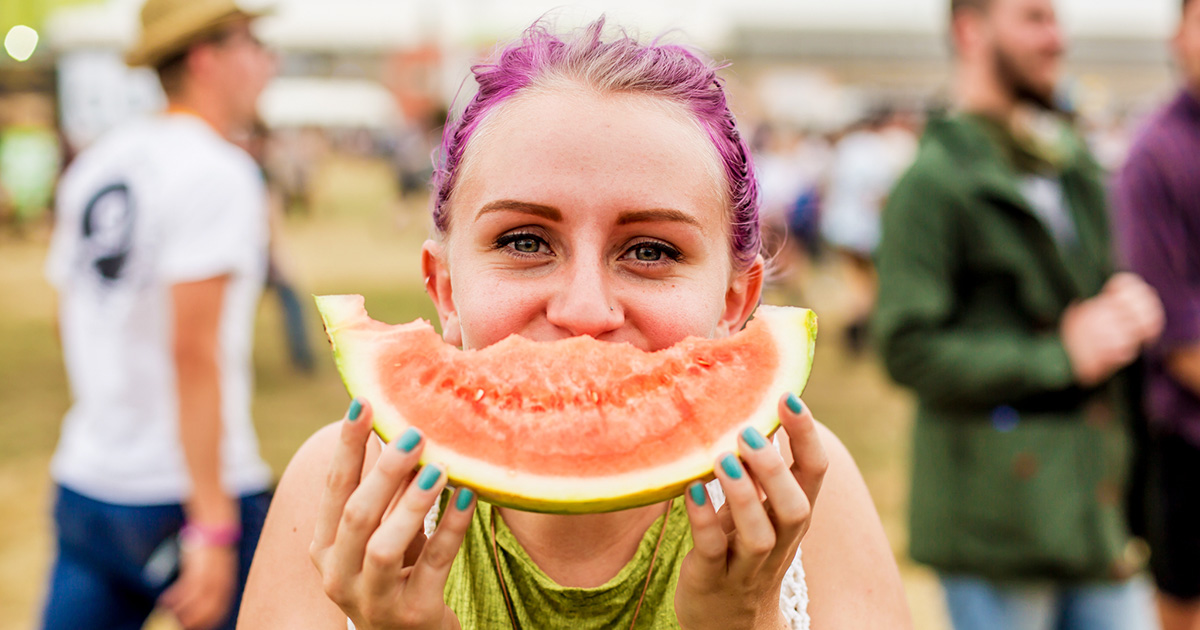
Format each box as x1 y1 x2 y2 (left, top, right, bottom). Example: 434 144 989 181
40 485 271 630
941 573 1159 630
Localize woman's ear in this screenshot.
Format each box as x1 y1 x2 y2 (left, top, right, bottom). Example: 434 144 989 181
421 239 462 347
717 255 765 337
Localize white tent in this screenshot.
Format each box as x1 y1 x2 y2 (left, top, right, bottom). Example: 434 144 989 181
46 0 1180 54
258 77 398 129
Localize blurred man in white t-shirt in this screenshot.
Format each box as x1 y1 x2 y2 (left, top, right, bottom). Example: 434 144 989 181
41 0 276 628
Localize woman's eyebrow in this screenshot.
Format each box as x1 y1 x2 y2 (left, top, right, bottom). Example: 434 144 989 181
617 209 702 227
475 200 562 222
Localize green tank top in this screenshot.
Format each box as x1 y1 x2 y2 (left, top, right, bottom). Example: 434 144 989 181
444 497 692 629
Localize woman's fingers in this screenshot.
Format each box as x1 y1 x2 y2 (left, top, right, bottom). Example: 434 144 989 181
780 394 828 510
360 460 445 593
693 394 824 581
312 398 374 555
402 486 477 608
738 425 811 558
683 481 728 582
327 427 426 587
713 449 775 578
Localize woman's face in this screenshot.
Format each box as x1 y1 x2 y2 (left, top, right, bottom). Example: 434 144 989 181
423 86 763 351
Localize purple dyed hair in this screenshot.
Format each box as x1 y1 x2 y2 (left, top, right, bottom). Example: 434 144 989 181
430 16 762 270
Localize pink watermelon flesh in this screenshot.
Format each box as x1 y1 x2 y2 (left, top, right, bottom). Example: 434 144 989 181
317 294 817 514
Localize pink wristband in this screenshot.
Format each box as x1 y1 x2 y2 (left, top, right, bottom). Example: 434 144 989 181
181 522 241 548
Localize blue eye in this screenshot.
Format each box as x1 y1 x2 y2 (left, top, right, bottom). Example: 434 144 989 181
622 241 681 264
495 232 549 256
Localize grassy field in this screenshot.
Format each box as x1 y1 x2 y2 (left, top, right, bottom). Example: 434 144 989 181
0 172 948 628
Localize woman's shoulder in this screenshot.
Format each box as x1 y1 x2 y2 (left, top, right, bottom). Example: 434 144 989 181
286 420 384 486
797 420 913 628
239 420 386 627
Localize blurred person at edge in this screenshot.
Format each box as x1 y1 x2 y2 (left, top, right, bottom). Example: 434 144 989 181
820 109 916 353
1113 1 1200 629
873 0 1166 629
40 0 277 628
233 119 316 374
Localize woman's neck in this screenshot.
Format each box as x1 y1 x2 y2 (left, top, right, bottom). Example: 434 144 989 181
496 501 670 588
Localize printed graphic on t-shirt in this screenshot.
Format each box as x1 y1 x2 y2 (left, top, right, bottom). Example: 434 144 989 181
80 182 135 283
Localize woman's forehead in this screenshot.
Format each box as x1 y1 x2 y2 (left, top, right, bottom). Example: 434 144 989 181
446 85 727 224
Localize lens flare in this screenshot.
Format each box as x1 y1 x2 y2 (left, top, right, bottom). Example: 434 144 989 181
5 25 39 62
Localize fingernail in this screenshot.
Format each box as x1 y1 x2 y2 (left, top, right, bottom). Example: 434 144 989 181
347 398 363 421
720 454 744 480
688 483 707 507
786 393 803 415
417 465 441 491
742 426 767 450
456 488 474 511
396 427 421 453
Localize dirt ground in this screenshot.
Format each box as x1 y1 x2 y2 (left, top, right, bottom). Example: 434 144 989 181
0 187 949 628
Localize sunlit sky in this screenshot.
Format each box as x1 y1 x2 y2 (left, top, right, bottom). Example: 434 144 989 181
45 0 1183 51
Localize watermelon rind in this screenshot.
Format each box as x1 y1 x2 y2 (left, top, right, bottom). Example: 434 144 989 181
316 294 817 514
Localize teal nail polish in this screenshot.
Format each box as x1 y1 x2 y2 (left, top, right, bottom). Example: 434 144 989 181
396 428 421 453
720 454 744 480
347 399 362 421
456 488 474 511
786 393 803 415
742 426 767 450
417 466 441 491
688 483 707 507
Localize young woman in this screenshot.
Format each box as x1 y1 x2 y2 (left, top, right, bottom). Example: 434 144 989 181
239 18 909 629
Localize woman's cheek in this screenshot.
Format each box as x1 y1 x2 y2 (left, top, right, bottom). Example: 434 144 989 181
626 285 726 349
455 280 543 349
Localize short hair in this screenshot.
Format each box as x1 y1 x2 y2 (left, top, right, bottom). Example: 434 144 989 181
431 17 761 270
154 51 188 96
950 0 994 16
151 28 231 97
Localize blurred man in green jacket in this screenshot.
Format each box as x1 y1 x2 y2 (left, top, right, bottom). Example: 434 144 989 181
873 0 1164 628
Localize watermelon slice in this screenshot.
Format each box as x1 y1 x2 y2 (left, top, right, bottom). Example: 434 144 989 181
316 294 817 514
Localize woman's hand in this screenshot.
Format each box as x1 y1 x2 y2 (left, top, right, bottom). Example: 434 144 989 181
677 393 828 630
309 398 476 630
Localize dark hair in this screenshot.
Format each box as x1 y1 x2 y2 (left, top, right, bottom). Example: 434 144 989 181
950 0 993 18
154 52 188 95
152 28 233 96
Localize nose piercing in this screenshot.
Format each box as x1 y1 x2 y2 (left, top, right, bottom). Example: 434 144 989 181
609 306 614 311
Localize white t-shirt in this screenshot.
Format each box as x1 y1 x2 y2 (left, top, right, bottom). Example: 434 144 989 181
45 113 273 505
821 127 916 255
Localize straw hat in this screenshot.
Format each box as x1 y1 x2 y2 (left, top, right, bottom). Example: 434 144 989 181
125 0 271 68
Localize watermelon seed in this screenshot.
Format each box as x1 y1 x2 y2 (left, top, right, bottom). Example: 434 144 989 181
590 390 599 404
474 388 485 402
695 358 711 367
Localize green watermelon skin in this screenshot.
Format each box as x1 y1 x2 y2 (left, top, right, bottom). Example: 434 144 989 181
317 294 817 514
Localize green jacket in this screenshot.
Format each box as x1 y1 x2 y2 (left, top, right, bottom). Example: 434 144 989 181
873 113 1133 582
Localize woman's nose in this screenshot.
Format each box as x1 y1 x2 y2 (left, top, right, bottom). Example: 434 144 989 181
544 260 623 338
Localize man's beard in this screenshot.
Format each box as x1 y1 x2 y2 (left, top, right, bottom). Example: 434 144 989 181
994 46 1059 111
